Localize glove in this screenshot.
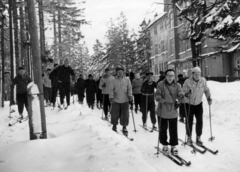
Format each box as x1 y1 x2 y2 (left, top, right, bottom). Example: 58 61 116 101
102 83 106 88
207 97 212 105
185 90 192 98
109 98 114 103
128 96 133 102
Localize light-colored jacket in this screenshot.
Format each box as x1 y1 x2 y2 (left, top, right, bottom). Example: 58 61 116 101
132 78 143 94
155 80 183 119
43 74 52 88
99 75 114 94
183 77 211 105
109 76 132 103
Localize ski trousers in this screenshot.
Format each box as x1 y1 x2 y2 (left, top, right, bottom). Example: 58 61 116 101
59 82 71 106
111 102 129 127
133 94 141 111
103 94 111 117
141 95 156 125
17 93 28 115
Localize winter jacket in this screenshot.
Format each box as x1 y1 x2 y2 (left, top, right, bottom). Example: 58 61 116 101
183 77 211 105
49 68 58 86
177 77 186 87
132 78 143 94
109 76 132 103
155 80 184 119
85 79 97 104
43 74 52 88
141 80 156 95
12 74 32 94
99 75 114 94
56 65 75 83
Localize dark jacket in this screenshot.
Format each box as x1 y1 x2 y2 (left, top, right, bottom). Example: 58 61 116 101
12 74 32 94
56 65 75 83
177 77 186 87
77 77 85 95
85 79 97 104
157 75 166 85
49 68 59 86
141 80 156 95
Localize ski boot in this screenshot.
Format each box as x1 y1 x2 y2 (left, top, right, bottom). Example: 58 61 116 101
152 124 157 130
134 108 138 114
179 117 184 123
143 123 147 129
171 146 178 156
187 137 193 146
112 125 117 132
162 146 169 155
122 127 128 136
196 136 203 146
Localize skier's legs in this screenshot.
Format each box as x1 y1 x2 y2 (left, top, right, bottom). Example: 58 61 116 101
169 117 178 146
111 103 120 126
195 103 203 137
119 102 129 127
103 94 109 116
160 118 169 145
136 94 142 110
149 100 156 125
23 93 28 112
64 83 71 106
141 95 147 124
17 94 24 115
186 104 194 137
59 83 65 105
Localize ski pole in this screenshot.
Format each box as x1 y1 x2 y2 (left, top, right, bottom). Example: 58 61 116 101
155 103 162 157
130 105 137 133
208 104 215 141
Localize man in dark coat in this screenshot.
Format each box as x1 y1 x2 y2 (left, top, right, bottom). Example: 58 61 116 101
85 74 97 109
56 59 75 109
50 63 59 107
157 71 166 85
177 74 186 123
12 67 32 119
76 74 85 104
141 72 157 129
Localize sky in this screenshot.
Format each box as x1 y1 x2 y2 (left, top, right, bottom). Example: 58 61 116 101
80 0 164 54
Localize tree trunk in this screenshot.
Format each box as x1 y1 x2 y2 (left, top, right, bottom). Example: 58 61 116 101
38 0 45 62
9 0 15 105
20 0 27 70
27 0 47 139
1 15 5 107
53 0 57 61
58 0 62 63
12 0 20 68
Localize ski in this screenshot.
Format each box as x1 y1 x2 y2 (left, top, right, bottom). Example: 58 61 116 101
8 117 28 127
173 155 191 166
178 139 207 154
193 143 219 155
120 130 134 141
139 125 151 132
155 147 183 166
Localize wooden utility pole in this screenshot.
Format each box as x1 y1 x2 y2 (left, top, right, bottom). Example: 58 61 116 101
1 12 5 107
53 0 57 61
27 0 47 139
38 0 45 61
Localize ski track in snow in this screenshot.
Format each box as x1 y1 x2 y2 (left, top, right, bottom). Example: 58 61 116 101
0 81 240 172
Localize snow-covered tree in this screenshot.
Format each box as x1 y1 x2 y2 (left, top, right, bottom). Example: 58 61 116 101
172 0 240 67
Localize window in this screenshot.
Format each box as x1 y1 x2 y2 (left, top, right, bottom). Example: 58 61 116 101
155 64 159 75
161 40 165 52
155 43 159 55
154 25 158 35
170 38 174 55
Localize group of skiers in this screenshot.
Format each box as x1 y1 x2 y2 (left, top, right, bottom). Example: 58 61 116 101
11 58 212 156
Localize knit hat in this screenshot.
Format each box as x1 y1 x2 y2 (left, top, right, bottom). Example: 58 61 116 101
116 67 124 72
192 67 201 73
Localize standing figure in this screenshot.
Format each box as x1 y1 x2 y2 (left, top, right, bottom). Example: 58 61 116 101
177 74 186 123
85 74 97 109
132 73 143 114
99 68 114 119
12 67 32 119
183 67 212 146
157 71 166 85
76 74 85 104
56 58 75 109
109 67 133 136
50 63 59 107
155 69 184 155
141 72 157 129
43 69 52 106
96 76 103 109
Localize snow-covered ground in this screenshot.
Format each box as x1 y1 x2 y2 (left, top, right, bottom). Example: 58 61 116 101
0 81 240 172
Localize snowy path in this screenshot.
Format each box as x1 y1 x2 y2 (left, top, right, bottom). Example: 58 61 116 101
0 81 240 172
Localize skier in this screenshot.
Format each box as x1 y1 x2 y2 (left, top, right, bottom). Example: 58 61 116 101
11 67 32 119
76 74 85 104
85 74 97 109
183 66 212 146
56 58 75 109
132 73 143 114
43 69 52 106
96 76 103 109
177 74 186 123
109 67 133 135
141 72 157 129
156 71 166 85
99 68 114 119
49 63 59 107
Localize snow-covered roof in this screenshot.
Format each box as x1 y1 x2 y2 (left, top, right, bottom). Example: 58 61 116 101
147 12 167 29
222 43 240 53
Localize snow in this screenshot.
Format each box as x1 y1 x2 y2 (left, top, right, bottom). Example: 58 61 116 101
1 81 240 172
222 43 240 53
234 16 240 24
214 15 233 31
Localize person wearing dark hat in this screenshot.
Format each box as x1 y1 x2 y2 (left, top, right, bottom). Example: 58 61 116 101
183 66 211 146
56 58 75 109
50 63 59 107
11 67 32 119
140 72 157 130
76 74 85 104
85 74 97 109
99 68 114 119
155 69 185 156
157 71 166 85
43 68 52 106
109 67 133 136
